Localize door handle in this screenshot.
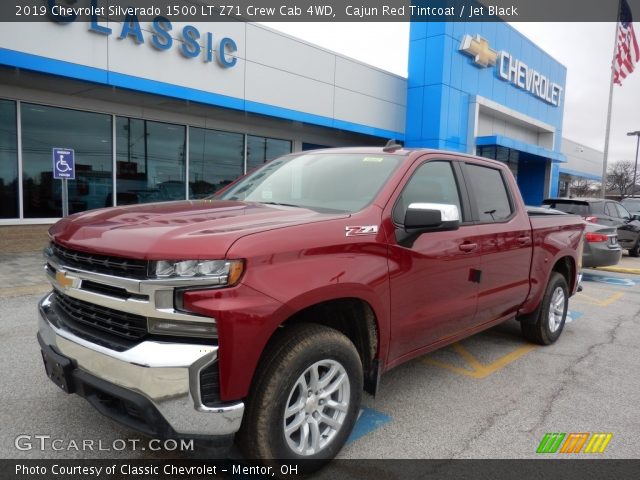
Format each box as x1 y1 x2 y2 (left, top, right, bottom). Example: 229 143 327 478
459 243 478 252
517 236 531 245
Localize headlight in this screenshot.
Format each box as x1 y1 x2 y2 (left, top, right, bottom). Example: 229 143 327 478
149 259 244 285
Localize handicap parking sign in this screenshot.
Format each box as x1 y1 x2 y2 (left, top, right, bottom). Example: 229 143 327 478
52 148 75 180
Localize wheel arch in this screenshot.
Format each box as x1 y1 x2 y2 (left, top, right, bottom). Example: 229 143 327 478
255 297 381 396
518 255 575 325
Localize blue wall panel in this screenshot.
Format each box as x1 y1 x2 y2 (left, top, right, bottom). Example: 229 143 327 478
518 157 548 205
406 20 567 197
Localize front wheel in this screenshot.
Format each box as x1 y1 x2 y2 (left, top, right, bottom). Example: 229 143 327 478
521 272 569 345
237 324 363 467
628 239 640 257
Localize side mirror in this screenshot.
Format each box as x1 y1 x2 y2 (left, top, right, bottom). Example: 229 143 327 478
632 214 640 222
404 203 460 232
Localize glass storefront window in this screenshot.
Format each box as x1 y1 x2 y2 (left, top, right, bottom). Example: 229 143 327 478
116 118 186 205
246 135 292 171
0 100 18 218
21 104 112 218
189 127 244 198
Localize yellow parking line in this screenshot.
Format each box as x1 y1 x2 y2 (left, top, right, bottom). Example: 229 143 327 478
422 342 537 379
573 292 624 307
452 343 485 371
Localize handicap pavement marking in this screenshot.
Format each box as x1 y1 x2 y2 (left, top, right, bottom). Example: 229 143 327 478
581 272 636 287
346 407 392 444
565 310 583 324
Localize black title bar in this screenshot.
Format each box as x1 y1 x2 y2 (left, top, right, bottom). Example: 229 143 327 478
2 0 640 22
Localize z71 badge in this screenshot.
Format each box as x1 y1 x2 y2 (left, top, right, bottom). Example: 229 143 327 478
345 225 378 237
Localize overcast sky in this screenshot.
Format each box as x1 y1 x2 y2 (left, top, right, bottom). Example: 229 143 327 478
263 22 639 166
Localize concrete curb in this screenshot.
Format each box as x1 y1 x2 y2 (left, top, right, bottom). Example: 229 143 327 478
594 266 640 275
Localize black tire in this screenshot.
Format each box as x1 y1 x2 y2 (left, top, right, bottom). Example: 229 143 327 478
236 323 363 468
521 272 569 345
629 240 640 257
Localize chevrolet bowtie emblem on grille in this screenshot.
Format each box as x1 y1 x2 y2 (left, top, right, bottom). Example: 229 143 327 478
55 270 75 290
459 34 498 68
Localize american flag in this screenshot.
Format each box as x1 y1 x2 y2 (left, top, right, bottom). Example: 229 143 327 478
613 0 640 85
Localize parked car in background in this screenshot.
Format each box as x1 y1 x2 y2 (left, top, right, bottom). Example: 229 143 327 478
621 197 640 217
543 198 640 257
582 223 622 268
531 206 622 268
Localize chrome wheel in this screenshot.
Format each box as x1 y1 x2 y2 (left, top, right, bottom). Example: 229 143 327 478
283 359 350 456
548 286 566 333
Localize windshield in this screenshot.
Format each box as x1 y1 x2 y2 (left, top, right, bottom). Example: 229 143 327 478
217 153 403 213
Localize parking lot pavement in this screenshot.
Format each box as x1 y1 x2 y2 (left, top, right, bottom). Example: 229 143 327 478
0 253 50 298
345 269 640 458
1 265 638 459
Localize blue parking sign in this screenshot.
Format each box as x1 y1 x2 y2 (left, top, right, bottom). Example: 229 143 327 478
52 148 75 180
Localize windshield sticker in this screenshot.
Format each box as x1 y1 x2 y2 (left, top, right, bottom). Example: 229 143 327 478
363 157 384 163
345 225 379 237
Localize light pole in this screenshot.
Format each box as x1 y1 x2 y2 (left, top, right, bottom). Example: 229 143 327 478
628 131 640 198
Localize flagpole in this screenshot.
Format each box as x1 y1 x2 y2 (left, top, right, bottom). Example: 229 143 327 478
601 1 622 198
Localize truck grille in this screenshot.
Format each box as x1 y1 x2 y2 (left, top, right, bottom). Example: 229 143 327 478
51 291 148 351
51 243 148 279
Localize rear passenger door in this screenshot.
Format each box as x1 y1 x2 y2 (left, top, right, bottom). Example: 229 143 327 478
461 162 532 325
603 202 623 227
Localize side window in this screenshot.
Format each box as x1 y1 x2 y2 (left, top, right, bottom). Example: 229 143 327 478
615 203 631 219
465 164 513 222
392 161 462 224
590 202 604 214
604 203 616 217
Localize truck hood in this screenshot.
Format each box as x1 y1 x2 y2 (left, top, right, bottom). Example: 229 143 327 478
49 200 348 260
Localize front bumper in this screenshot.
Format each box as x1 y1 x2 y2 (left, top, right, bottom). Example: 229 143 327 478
37 293 244 439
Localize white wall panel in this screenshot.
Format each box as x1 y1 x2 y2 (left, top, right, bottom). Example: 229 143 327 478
334 87 406 133
246 24 335 84
0 21 108 70
1 21 407 135
335 57 406 106
245 62 334 117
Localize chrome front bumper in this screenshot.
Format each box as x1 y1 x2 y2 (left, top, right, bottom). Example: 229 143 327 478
38 293 244 437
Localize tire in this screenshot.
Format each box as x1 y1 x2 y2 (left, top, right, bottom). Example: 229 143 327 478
628 239 640 257
236 323 363 468
521 272 569 345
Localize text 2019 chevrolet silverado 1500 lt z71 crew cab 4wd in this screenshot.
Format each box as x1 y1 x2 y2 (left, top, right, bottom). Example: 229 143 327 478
38 147 585 465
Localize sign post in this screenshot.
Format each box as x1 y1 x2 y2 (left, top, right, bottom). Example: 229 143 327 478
52 148 75 217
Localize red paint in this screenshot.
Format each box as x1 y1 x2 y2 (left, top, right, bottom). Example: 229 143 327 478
49 149 585 402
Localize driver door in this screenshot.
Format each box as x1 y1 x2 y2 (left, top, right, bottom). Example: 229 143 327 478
386 158 480 362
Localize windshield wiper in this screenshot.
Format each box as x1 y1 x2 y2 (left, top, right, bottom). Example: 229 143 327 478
260 201 301 208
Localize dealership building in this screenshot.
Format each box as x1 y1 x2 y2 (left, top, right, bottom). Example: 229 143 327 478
0 18 602 224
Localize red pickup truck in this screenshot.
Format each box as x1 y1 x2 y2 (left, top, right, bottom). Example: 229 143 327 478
38 147 584 464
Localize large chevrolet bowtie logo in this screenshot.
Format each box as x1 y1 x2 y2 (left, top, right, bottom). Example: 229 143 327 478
55 270 74 290
459 34 498 68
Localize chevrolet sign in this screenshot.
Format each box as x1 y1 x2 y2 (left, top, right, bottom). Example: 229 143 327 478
460 34 563 107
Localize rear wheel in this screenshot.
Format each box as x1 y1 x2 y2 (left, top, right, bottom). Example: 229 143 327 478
628 240 640 257
521 272 569 345
237 324 362 468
